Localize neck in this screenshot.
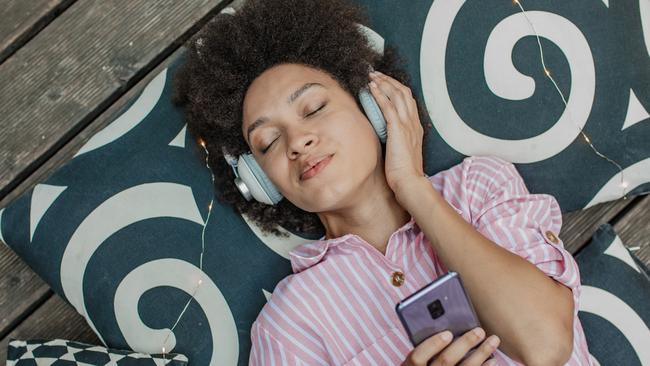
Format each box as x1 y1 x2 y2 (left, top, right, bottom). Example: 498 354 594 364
317 168 411 255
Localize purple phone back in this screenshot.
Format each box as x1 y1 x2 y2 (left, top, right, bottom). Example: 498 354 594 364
396 272 480 346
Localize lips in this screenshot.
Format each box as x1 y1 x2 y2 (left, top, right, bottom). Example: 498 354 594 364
301 154 333 181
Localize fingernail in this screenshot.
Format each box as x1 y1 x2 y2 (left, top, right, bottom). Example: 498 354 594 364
488 335 500 348
440 331 452 341
369 81 377 88
473 327 485 338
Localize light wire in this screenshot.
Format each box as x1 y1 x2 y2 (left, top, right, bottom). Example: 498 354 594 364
514 0 628 199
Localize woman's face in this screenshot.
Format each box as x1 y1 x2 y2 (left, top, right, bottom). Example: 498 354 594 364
242 63 382 212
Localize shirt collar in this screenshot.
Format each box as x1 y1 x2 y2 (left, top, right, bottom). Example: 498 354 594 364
287 200 465 273
288 216 419 273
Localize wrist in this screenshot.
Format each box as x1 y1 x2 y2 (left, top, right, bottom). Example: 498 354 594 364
394 175 434 209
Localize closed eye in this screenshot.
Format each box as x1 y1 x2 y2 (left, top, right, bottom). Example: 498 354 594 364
261 103 327 154
306 103 326 117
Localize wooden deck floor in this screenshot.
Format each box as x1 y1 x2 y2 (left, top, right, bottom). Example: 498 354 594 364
1 0 649 364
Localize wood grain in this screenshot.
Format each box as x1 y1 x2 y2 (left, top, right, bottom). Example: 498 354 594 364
0 0 75 64
0 0 230 200
613 194 650 268
561 197 634 255
0 243 51 340
0 294 101 364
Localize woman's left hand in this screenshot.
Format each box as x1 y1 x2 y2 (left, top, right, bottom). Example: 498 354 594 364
368 70 426 199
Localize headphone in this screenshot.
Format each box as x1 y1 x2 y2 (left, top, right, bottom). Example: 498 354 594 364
222 75 388 206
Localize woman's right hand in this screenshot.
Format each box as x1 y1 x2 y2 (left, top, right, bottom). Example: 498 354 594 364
401 327 500 366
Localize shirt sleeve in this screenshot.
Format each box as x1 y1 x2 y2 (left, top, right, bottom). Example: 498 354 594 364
465 156 582 299
249 318 330 366
249 321 304 366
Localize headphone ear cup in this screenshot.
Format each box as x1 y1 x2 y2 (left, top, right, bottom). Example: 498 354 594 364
358 86 387 144
238 154 284 205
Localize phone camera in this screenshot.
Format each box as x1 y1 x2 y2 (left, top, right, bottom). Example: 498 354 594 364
427 299 445 319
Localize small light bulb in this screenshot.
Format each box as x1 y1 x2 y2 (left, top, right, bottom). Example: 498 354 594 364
620 181 629 189
162 347 166 353
544 68 550 76
198 278 203 285
198 139 206 148
584 135 591 143
208 202 213 210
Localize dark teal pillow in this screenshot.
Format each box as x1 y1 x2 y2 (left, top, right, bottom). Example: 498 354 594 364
6 338 188 366
1 2 649 366
576 224 650 365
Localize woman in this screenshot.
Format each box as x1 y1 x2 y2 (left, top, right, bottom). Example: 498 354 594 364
172 0 592 364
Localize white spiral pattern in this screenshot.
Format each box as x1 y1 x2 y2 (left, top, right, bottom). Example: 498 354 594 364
60 183 206 347
580 286 650 365
421 1 595 163
115 258 238 365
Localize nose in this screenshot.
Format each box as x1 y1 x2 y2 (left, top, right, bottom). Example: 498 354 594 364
287 128 318 159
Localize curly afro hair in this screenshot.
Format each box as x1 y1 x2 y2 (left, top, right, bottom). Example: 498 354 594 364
172 0 432 238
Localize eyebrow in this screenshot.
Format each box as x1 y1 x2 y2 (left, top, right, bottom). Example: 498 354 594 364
246 82 325 144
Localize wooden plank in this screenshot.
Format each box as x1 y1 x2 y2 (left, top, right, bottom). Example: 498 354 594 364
0 244 51 340
560 197 634 255
0 294 101 364
613 194 650 268
0 0 76 64
0 0 246 211
0 0 231 200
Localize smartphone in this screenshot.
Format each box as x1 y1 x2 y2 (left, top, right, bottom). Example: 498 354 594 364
395 271 481 347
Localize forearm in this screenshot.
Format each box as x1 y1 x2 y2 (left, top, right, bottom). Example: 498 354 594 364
396 177 573 365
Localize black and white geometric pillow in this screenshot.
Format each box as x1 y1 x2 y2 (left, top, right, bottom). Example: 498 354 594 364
6 338 188 366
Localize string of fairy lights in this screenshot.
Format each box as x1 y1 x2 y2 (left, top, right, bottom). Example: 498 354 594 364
513 0 628 199
160 139 213 359
159 0 630 357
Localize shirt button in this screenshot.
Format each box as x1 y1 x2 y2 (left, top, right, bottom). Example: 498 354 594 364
545 230 559 244
391 271 405 287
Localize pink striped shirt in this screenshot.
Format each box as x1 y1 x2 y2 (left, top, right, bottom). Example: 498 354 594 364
249 155 592 365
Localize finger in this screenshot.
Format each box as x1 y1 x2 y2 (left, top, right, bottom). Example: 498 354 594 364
371 74 419 134
405 331 453 366
481 358 498 366
459 335 500 366
373 71 412 98
370 73 411 124
369 80 401 129
431 327 486 366
370 72 412 123
372 71 417 119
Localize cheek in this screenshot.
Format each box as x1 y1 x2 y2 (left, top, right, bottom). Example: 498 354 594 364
347 117 382 158
263 161 309 202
